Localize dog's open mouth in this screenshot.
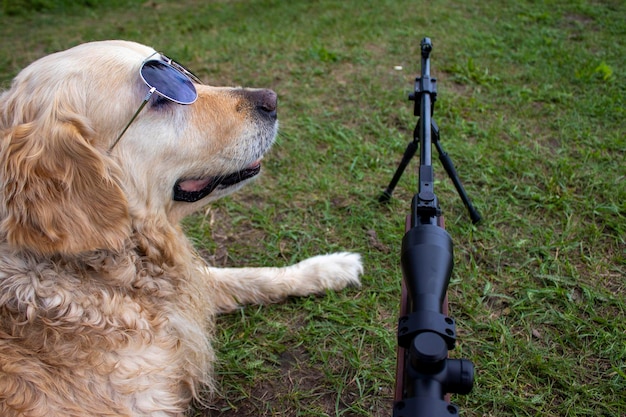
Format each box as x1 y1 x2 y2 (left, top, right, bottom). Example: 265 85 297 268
173 161 262 202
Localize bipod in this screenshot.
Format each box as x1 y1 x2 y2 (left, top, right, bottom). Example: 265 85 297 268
378 74 481 225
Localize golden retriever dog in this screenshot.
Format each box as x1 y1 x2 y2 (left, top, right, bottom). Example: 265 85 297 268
0 40 362 417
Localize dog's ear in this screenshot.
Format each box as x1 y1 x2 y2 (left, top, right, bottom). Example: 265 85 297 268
0 105 130 255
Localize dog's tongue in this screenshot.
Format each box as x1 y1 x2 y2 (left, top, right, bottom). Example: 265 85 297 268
177 161 262 192
177 178 213 192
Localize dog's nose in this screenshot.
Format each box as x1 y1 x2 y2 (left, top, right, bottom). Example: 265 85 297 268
246 89 278 118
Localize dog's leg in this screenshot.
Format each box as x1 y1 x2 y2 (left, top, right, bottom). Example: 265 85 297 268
205 252 362 313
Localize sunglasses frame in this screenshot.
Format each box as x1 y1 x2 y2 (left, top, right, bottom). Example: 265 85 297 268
109 52 201 151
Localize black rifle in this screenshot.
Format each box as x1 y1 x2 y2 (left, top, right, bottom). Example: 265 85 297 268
380 38 478 416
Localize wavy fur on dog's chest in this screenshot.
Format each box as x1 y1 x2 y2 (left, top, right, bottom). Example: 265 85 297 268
0 243 215 416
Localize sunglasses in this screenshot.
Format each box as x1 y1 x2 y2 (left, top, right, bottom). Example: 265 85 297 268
109 52 202 151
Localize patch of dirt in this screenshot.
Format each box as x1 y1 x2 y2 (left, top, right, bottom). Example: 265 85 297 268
199 347 337 417
195 335 395 416
197 205 268 267
366 229 390 253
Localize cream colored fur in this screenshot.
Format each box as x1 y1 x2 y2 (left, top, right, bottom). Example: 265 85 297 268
0 40 362 417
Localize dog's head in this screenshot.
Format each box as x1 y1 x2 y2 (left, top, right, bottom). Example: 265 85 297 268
0 40 277 255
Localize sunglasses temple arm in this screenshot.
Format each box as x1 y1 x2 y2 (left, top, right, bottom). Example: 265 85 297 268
109 87 157 151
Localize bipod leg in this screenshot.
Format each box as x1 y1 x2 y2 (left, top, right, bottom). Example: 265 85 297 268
431 120 482 224
379 138 419 203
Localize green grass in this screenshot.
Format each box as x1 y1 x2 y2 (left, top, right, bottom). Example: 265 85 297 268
2 0 625 416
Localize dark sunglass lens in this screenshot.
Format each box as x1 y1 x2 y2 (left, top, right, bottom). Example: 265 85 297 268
140 61 197 104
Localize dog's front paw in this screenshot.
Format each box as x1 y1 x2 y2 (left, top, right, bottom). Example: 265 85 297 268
295 252 363 292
